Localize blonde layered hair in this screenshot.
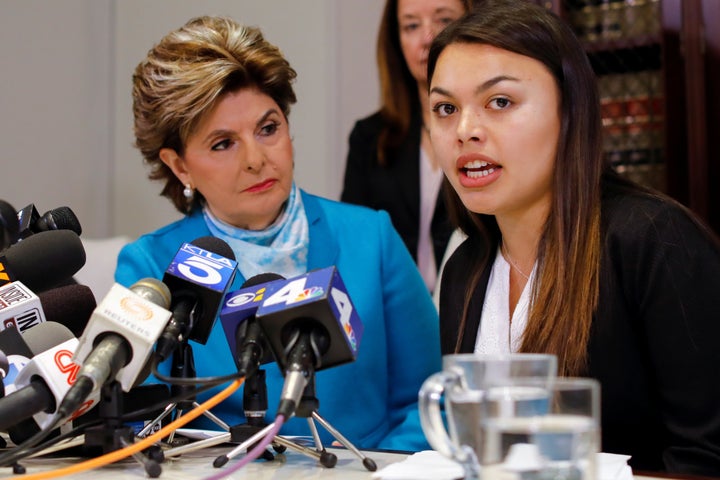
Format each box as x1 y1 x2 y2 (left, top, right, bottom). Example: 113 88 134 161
132 16 297 213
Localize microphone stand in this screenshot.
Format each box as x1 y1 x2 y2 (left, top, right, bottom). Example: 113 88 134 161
141 340 229 445
225 368 281 461
161 369 340 468
83 380 163 478
213 373 377 472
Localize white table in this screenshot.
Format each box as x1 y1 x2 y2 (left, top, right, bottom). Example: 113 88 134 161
0 442 694 480
1 445 406 480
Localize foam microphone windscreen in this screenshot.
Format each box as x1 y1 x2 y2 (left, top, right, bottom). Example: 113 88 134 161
0 230 86 292
22 322 76 355
36 284 97 338
192 235 235 261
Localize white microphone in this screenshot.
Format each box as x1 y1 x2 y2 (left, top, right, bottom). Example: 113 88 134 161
62 279 171 416
0 281 50 332
0 323 100 432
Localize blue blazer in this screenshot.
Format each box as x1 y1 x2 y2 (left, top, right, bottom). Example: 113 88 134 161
115 191 441 451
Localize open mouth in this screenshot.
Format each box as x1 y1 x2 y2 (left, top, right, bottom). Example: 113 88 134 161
462 160 499 178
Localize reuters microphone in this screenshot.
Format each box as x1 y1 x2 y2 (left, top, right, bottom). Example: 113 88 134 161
62 279 172 416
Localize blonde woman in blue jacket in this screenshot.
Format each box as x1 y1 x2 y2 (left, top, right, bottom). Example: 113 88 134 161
114 16 440 452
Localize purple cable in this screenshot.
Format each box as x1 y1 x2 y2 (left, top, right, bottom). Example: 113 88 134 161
201 414 286 480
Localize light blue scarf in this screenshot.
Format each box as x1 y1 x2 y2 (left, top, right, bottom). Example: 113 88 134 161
202 183 309 280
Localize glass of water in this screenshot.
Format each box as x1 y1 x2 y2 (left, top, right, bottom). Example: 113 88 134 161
480 377 600 480
419 354 558 479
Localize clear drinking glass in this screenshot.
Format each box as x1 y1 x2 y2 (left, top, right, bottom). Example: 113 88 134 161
418 353 558 479
480 377 601 480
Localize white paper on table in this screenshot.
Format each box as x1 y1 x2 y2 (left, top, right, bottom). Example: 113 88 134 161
372 450 633 480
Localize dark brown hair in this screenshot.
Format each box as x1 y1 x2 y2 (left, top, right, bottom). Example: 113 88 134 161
428 0 604 375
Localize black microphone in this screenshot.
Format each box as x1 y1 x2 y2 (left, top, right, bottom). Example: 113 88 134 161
61 279 172 417
0 282 96 337
0 324 34 362
16 204 82 241
254 267 364 418
0 230 86 292
155 236 237 362
220 273 286 377
0 200 19 251
0 351 8 398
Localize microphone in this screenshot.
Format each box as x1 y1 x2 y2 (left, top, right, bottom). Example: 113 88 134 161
155 236 237 362
220 273 286 376
0 281 96 337
0 230 86 292
0 326 34 399
0 322 100 432
16 204 82 241
255 266 364 418
0 200 19 251
62 279 172 416
0 351 7 398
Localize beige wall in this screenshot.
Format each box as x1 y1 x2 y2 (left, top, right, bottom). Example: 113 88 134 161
0 0 383 239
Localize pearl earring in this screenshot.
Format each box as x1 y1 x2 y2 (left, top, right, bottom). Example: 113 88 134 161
183 183 194 200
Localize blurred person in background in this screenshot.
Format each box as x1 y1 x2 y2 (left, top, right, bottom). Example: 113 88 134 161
341 0 472 294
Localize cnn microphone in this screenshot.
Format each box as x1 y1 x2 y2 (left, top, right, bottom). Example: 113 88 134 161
0 322 100 432
0 230 86 292
255 266 364 418
15 204 82 241
0 200 19 251
155 236 237 362
62 279 172 417
220 273 286 376
0 281 96 337
0 324 67 436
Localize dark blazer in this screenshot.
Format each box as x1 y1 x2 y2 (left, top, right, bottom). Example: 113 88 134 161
439 186 720 476
341 110 453 271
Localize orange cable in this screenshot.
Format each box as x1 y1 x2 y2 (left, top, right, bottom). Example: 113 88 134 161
3 378 243 480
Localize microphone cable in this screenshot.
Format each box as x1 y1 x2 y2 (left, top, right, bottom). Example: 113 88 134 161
1 378 243 480
150 358 242 387
0 353 244 468
13 376 238 464
0 412 66 468
201 413 285 480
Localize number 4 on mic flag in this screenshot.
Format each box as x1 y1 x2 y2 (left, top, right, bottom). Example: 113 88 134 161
257 266 364 372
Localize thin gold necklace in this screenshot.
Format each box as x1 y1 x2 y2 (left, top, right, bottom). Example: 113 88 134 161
501 243 530 281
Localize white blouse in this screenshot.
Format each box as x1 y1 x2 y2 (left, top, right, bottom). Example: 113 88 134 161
474 246 537 354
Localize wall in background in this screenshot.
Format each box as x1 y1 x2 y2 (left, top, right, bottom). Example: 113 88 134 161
0 0 383 239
